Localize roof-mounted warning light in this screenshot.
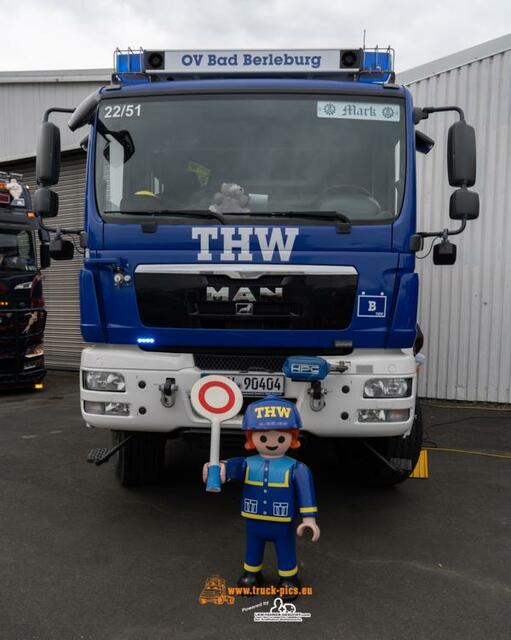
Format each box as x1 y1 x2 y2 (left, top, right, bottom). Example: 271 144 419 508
361 46 394 83
113 46 394 84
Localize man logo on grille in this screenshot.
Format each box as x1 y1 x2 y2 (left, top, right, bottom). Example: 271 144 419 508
236 302 254 316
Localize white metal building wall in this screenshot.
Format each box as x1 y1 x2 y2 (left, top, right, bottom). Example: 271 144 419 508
1 152 86 369
0 71 107 161
407 47 511 402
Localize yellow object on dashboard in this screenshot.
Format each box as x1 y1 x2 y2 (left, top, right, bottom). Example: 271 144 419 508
134 190 157 197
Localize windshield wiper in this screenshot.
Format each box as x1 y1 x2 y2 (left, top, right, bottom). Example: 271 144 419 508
265 211 352 233
103 209 352 232
104 209 226 224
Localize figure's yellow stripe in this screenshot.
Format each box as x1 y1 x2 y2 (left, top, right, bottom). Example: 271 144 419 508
244 466 263 486
278 566 298 577
244 563 263 572
268 469 290 487
241 512 292 522
299 507 318 513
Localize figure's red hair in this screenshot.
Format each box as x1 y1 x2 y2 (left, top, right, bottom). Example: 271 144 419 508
244 429 301 450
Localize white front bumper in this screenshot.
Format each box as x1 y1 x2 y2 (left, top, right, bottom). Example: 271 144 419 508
80 345 417 437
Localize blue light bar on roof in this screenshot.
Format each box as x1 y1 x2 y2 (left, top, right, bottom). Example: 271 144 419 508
360 48 394 84
363 49 393 73
113 47 394 82
115 49 143 73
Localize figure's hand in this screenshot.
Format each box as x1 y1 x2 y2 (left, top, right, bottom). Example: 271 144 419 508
297 517 320 542
202 462 226 483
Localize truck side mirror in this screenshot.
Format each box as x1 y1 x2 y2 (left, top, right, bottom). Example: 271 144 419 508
449 187 479 220
433 240 457 265
447 120 476 187
50 238 74 261
39 243 51 269
33 187 59 218
36 122 61 186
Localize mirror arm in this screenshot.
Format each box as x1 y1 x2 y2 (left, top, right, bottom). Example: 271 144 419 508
414 105 465 124
35 217 83 237
417 218 467 239
411 219 467 252
42 107 74 123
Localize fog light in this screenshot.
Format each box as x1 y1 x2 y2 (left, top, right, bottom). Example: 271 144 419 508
358 409 410 423
358 409 386 423
105 402 130 416
385 409 410 422
83 401 130 416
83 370 126 392
364 378 412 398
83 401 105 415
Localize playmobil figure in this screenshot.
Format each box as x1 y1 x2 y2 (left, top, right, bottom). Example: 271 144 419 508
202 395 320 598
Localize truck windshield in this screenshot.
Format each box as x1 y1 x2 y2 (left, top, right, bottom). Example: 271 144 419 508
0 228 36 273
95 94 406 223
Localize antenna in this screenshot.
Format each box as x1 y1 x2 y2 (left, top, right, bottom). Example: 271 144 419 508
363 29 367 50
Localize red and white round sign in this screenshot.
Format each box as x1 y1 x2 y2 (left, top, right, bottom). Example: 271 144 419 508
190 375 243 422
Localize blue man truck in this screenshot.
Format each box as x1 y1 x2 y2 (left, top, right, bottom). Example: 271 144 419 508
0 173 46 389
33 47 479 486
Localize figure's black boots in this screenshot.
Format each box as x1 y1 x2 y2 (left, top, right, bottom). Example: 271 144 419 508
237 570 264 592
278 574 301 601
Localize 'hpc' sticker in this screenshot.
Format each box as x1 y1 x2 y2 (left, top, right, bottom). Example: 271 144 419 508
357 292 387 318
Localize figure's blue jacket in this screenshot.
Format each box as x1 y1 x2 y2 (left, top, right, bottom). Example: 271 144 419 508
224 455 318 522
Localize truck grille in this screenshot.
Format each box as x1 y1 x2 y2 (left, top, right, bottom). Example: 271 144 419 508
135 271 358 331
194 353 287 372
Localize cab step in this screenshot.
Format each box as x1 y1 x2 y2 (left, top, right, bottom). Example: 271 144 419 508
87 447 110 464
87 434 134 466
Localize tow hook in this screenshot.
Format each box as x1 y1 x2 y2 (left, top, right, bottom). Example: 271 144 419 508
159 377 178 408
308 380 327 412
283 355 331 412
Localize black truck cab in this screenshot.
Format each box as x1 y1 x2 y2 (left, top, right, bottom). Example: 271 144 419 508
0 173 46 389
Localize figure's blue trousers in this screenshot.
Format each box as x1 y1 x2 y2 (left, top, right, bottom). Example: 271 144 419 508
244 519 298 577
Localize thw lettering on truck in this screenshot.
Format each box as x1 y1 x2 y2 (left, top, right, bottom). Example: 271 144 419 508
192 227 299 261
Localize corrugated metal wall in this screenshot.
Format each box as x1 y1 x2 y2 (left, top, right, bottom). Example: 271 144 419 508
0 153 86 369
408 48 511 402
0 77 106 161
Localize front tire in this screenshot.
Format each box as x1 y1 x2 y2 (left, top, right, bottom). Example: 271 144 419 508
112 430 167 487
336 403 423 487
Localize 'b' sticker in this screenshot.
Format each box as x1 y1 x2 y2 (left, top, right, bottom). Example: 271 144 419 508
357 293 387 318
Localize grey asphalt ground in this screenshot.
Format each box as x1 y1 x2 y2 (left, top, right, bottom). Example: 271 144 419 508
0 371 510 640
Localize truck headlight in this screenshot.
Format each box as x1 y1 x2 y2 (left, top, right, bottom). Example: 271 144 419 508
83 401 130 416
25 344 44 359
83 370 126 392
24 344 44 369
363 378 412 398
